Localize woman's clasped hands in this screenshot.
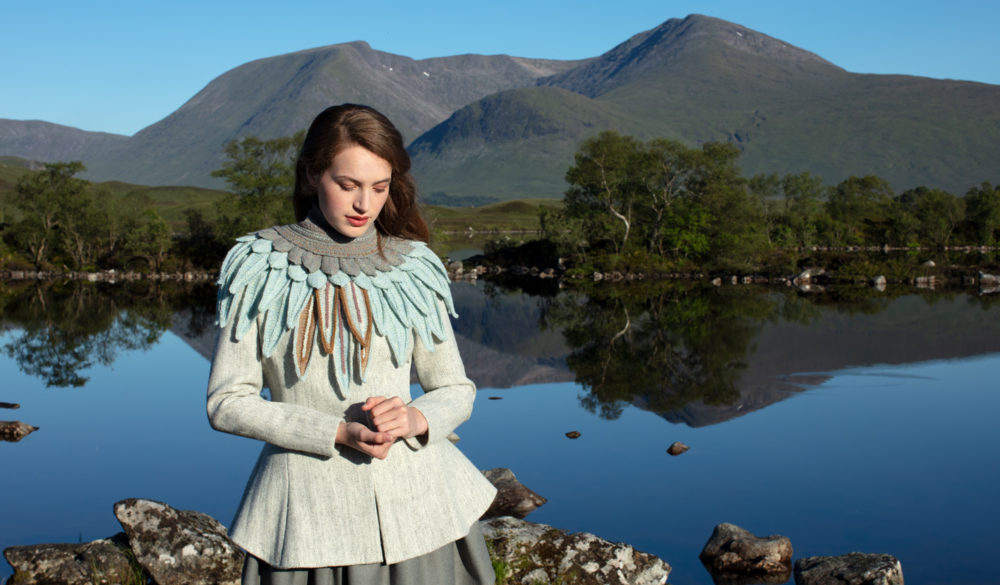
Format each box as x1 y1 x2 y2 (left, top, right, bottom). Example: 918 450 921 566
336 396 429 460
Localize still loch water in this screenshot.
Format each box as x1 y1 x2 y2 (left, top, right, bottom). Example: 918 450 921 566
2 279 999 584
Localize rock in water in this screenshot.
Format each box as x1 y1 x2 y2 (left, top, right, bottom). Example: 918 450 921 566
699 522 792 579
3 533 135 585
667 441 689 456
565 430 581 439
481 516 670 585
481 468 547 519
794 553 903 585
0 420 38 442
113 498 243 585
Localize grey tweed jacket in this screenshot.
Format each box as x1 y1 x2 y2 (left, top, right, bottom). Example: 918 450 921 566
207 223 496 569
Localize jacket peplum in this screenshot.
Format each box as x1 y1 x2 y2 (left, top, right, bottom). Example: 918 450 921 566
206 209 497 569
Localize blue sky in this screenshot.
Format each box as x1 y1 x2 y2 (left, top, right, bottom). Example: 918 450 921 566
3 0 997 136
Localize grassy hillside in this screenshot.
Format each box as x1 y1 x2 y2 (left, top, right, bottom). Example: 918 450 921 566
96 181 231 226
1 157 557 240
423 198 562 258
424 198 562 232
410 86 642 200
0 159 230 228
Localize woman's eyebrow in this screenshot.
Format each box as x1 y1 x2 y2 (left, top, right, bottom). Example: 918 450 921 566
333 174 391 184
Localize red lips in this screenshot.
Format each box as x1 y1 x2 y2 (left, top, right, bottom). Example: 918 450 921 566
347 216 369 227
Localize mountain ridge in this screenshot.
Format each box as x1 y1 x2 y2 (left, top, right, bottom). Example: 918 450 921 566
18 41 584 189
412 14 999 198
0 14 996 196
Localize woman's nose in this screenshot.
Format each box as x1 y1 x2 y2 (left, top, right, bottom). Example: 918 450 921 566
354 189 371 212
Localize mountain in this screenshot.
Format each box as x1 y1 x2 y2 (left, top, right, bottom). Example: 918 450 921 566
0 119 128 164
1 14 997 197
409 86 642 200
1 42 581 189
411 14 1000 199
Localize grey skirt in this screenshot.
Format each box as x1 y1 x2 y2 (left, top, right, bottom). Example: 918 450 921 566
241 523 495 585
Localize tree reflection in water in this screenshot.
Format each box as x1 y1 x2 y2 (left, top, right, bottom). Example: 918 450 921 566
540 282 783 418
0 280 216 387
540 279 1000 421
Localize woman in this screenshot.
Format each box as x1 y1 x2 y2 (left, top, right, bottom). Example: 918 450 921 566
207 104 497 585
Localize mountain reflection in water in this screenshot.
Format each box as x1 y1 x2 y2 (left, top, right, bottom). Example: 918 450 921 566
4 279 1000 427
452 281 1000 426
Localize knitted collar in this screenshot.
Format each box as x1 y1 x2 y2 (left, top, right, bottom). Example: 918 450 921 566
215 209 455 388
252 207 414 277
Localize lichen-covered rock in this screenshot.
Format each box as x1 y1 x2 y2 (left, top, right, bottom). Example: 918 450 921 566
481 516 669 585
113 498 243 585
3 533 136 585
794 553 903 585
0 421 38 442
482 468 547 519
699 523 792 579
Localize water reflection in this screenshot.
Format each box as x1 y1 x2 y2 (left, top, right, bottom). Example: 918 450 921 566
541 283 779 419
3 278 1000 429
537 283 1000 426
0 280 216 387
2 278 999 584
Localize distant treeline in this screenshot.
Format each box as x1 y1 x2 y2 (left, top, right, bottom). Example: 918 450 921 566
0 133 302 273
2 130 999 275
541 131 1000 273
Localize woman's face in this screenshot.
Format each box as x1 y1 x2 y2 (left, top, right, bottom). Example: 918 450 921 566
311 144 391 238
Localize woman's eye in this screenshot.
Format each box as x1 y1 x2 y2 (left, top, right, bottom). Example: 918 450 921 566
338 183 356 191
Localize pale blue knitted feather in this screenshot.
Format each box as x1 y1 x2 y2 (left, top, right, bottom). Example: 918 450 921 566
216 228 456 386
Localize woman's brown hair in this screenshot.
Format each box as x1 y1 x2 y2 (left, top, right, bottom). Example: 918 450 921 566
293 104 429 243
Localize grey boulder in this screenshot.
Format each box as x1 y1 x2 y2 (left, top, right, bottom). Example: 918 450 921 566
794 553 903 585
2 533 137 585
114 498 243 585
481 516 669 585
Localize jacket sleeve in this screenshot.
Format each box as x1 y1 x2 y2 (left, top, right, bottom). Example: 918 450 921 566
403 299 476 450
206 315 343 458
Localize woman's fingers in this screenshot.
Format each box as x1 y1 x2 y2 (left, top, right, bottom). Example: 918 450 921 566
365 398 409 434
348 423 394 459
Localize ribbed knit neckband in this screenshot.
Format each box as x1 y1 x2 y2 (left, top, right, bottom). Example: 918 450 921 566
253 207 412 275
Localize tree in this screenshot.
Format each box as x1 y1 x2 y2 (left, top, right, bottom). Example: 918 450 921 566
59 188 100 270
563 131 643 254
963 182 1000 244
685 142 765 269
95 191 152 266
7 162 87 267
211 131 303 240
777 172 828 248
126 210 173 271
556 133 765 269
177 208 228 269
636 138 691 256
748 173 781 245
825 176 894 246
895 186 965 247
